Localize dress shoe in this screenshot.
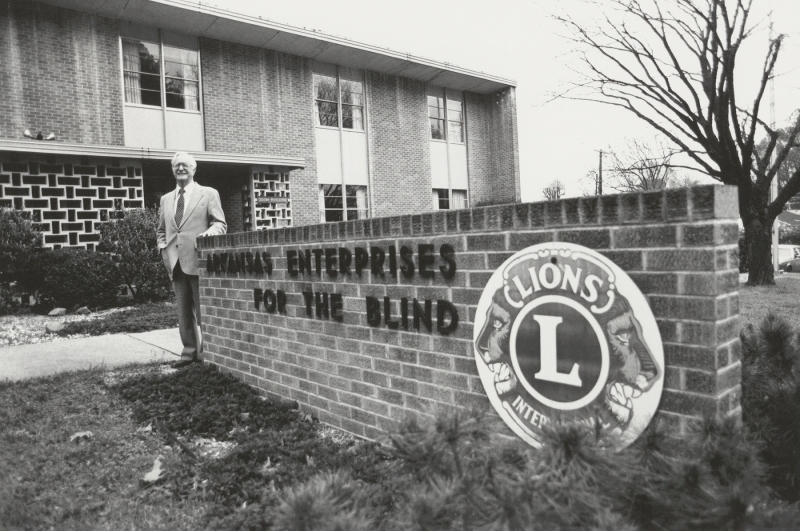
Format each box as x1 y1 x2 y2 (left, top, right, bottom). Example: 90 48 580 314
171 359 198 369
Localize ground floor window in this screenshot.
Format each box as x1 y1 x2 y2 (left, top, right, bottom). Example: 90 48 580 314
433 189 449 210
319 184 368 222
432 188 468 210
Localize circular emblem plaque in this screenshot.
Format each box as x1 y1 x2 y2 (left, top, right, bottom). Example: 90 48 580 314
473 242 664 450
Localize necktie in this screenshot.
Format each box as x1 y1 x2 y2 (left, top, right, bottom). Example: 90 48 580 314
175 189 185 226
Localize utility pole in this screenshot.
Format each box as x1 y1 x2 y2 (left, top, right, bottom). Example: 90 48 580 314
597 150 604 195
770 13 779 274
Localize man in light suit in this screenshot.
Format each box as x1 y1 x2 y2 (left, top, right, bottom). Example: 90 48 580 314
157 152 227 368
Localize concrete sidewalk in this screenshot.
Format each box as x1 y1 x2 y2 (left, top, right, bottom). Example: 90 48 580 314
0 328 182 382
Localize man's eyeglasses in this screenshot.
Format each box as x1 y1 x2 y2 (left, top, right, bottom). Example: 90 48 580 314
173 163 194 170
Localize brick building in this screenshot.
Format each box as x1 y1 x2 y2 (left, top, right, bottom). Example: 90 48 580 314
0 0 520 248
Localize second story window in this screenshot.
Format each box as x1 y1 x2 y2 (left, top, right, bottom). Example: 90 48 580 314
123 40 161 106
341 79 364 130
428 95 445 140
314 71 364 131
122 37 200 112
314 74 339 127
447 98 464 142
164 47 199 111
427 88 464 143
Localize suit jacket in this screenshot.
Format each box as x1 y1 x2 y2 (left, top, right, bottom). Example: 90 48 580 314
157 184 227 279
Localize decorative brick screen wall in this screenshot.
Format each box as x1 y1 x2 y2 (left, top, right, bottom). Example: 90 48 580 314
0 157 143 249
199 185 740 439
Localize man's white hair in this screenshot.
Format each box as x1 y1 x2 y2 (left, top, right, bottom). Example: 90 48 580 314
171 152 197 168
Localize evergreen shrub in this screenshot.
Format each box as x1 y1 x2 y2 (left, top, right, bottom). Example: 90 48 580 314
98 208 171 303
113 361 800 530
741 312 800 501
38 248 121 310
0 209 42 313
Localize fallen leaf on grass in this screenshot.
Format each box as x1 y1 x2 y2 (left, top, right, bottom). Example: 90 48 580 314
142 455 164 483
69 431 94 443
137 422 153 433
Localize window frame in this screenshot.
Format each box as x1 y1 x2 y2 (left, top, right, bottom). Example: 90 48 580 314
121 39 162 108
432 188 468 211
313 69 365 132
446 96 465 144
427 94 446 142
433 188 450 210
121 33 202 115
426 88 465 145
313 73 340 130
163 44 201 112
313 65 370 223
428 86 469 210
319 184 369 222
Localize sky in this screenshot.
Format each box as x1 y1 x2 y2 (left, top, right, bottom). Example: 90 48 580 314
209 0 800 202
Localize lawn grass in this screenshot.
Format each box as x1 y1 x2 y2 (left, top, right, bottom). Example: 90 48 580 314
56 302 179 337
0 365 208 530
739 275 800 330
0 363 401 531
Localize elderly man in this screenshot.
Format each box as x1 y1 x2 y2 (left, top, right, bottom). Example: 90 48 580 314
157 152 227 368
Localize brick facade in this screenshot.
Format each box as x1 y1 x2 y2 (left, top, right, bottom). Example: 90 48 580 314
466 87 521 207
366 73 432 218
199 39 319 228
199 185 741 440
0 0 124 145
1 0 521 239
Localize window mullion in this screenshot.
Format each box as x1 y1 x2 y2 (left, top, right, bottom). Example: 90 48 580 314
443 89 453 202
159 31 166 110
337 68 346 219
158 30 168 147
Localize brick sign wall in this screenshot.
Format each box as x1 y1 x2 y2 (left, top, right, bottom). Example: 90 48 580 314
198 185 740 439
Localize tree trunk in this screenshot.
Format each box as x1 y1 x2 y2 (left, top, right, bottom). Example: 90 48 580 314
745 218 776 286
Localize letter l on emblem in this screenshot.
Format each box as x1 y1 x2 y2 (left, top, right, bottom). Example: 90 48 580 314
533 315 582 387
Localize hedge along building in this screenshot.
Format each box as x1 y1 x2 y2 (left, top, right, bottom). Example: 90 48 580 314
0 0 520 249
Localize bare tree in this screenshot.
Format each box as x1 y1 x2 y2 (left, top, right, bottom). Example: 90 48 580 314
757 125 800 191
543 179 566 200
607 138 677 192
580 170 602 196
671 174 701 188
559 0 800 285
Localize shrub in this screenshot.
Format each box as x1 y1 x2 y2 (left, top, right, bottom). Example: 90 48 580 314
98 208 171 303
111 363 800 530
741 312 800 501
780 225 800 246
38 248 121 310
0 209 43 312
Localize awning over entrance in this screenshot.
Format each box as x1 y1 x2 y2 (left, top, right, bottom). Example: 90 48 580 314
0 139 305 170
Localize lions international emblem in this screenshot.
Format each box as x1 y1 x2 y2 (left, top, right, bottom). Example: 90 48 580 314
474 242 664 450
